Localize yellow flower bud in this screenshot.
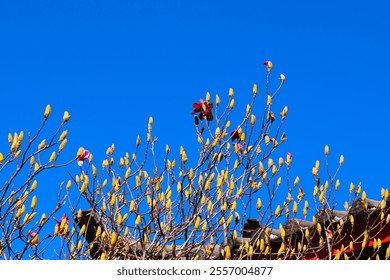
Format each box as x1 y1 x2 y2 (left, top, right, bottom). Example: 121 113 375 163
267 158 274 168
201 220 207 233
110 232 117 246
79 224 86 236
63 111 71 122
293 201 298 214
279 74 285 83
49 151 56 163
229 88 234 98
205 92 211 102
275 205 281 217
207 200 213 213
361 191 367 201
294 176 299 186
256 198 262 210
194 216 201 231
229 99 235 110
248 245 253 259
345 216 352 228
280 106 288 119
249 114 257 126
44 104 51 119
58 138 67 152
231 200 237 212
39 213 46 226
76 147 85 158
58 130 68 142
277 243 285 256
30 233 39 245
339 155 344 166
267 95 272 106
224 245 231 260
31 196 37 211
349 182 354 193
253 83 258 95
215 94 220 106
319 191 325 204
38 139 46 151
324 145 329 155
335 179 340 190
135 214 141 226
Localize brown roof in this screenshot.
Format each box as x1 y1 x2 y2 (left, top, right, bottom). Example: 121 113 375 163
239 196 390 259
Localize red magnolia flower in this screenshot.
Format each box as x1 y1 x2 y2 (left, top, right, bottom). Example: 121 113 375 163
192 99 213 121
77 150 90 166
230 129 242 142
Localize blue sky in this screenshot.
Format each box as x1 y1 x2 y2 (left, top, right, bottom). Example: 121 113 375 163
1 1 389 241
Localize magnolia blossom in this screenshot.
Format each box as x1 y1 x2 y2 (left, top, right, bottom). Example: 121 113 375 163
77 150 90 166
192 99 213 121
230 129 242 142
28 230 37 238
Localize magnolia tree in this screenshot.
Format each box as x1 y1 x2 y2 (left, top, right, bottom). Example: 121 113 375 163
1 61 389 260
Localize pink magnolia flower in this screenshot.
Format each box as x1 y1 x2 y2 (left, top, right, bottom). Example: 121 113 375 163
77 150 90 166
28 230 37 238
192 99 213 121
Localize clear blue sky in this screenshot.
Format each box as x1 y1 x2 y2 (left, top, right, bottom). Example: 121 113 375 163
1 1 389 235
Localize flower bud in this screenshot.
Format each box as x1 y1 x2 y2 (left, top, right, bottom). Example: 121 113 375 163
324 145 329 155
63 111 71 122
229 99 235 110
253 84 258 95
339 155 344 166
250 114 256 126
215 94 220 106
205 92 211 102
229 88 234 98
267 95 272 106
44 104 51 119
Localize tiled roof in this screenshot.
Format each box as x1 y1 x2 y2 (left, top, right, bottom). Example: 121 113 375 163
238 196 390 259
